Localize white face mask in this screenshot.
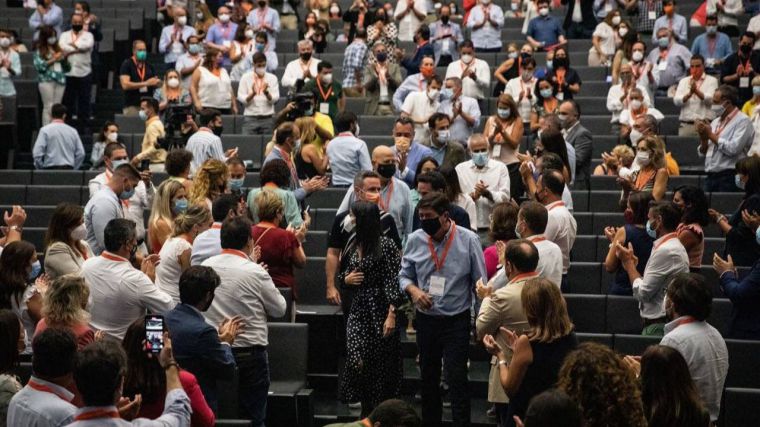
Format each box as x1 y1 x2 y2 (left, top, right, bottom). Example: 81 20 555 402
630 128 643 144
176 16 187 26
612 15 621 26
632 50 644 62
0 38 10 48
218 13 230 23
618 27 628 37
635 151 650 166
330 6 340 13
70 223 87 241
428 88 440 99
107 132 119 142
322 73 333 84
630 99 642 110
255 66 266 76
167 77 180 88
196 11 204 19
245 29 255 39
539 7 549 16
461 54 473 64
47 36 57 45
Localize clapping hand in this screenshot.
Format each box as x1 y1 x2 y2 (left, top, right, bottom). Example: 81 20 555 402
4 205 26 228
218 315 244 344
708 208 723 224
713 253 735 276
117 394 142 421
741 209 760 231
482 334 501 356
475 278 492 299
604 226 618 243
615 242 638 266
623 355 641 377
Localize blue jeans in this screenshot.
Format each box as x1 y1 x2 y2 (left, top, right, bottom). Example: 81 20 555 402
704 170 740 193
416 310 471 427
234 347 270 427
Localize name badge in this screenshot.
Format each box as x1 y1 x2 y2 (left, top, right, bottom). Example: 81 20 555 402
705 57 715 68
556 91 564 101
442 39 450 53
172 42 184 54
492 144 501 158
319 102 330 114
648 10 656 20
379 83 389 98
604 2 612 11
658 61 668 71
740 77 750 88
52 62 62 73
429 275 446 297
223 40 231 48
139 86 148 93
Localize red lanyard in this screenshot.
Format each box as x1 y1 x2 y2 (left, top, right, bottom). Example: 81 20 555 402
278 147 299 184
211 223 222 230
221 248 249 259
548 201 565 211
132 57 146 81
653 232 678 251
101 252 128 262
316 78 333 101
74 409 120 421
528 236 545 243
428 222 457 271
715 108 739 136
219 23 232 39
378 179 394 211
673 316 696 328
27 380 72 401
417 76 425 91
510 272 539 282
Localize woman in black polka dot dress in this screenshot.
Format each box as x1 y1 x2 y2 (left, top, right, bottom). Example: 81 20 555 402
338 201 405 417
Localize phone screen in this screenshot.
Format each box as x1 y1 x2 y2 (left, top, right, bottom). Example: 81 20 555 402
144 315 164 353
140 159 150 172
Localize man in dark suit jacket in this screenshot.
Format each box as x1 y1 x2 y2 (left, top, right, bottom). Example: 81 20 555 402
165 266 243 411
561 0 597 39
559 100 593 189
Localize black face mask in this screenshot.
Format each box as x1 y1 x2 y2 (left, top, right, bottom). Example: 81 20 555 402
213 125 224 136
129 241 138 260
740 44 752 55
553 57 568 69
377 163 396 178
421 217 442 236
520 52 532 60
300 52 312 61
72 24 83 32
258 0 266 6
375 51 387 62
441 15 450 24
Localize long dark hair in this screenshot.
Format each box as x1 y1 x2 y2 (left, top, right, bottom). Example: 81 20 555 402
737 155 760 196
352 201 382 259
0 241 36 309
413 156 439 187
539 129 571 180
439 165 464 203
121 319 167 403
674 186 709 227
0 309 20 373
628 191 653 226
640 345 709 427
35 25 60 57
45 203 84 248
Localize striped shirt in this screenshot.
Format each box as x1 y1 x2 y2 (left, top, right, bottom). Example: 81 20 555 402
186 128 227 175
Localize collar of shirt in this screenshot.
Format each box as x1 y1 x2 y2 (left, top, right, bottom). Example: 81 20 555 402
73 405 120 420
469 159 492 171
507 271 539 285
27 376 75 402
564 121 580 135
101 251 129 262
664 315 697 334
182 303 205 318
146 116 159 125
545 200 564 210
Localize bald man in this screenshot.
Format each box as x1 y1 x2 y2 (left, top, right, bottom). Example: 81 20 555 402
606 63 652 125
337 145 414 242
455 134 511 239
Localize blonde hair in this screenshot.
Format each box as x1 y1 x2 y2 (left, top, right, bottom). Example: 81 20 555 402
752 75 760 87
42 274 90 326
172 204 211 237
189 159 229 206
522 278 574 343
612 144 635 164
255 189 284 222
295 116 317 149
637 136 666 170
149 179 184 230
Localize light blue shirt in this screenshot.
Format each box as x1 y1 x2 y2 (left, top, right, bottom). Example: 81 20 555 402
186 129 227 175
428 21 464 64
206 22 239 66
158 24 197 64
399 224 486 316
85 186 125 255
29 3 63 35
325 132 372 186
0 49 20 96
7 376 76 427
566 141 577 184
699 110 754 173
32 120 85 169
466 4 504 50
393 142 433 187
393 73 427 112
338 177 414 242
651 14 688 44
691 33 733 71
246 7 280 50
191 223 221 266
437 95 481 144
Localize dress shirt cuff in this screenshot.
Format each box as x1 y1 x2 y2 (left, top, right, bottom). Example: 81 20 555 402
631 277 643 292
221 341 231 346
719 270 736 281
399 278 414 291
696 145 706 158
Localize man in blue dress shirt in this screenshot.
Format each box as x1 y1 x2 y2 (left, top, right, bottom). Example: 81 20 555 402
32 104 85 170
399 193 486 426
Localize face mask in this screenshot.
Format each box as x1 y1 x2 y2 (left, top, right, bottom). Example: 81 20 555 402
300 52 312 61
632 51 644 62
293 138 302 152
167 77 180 88
630 99 642 110
522 70 534 81
229 178 245 191
256 42 266 52
138 110 148 121
741 44 752 55
514 222 522 238
546 60 553 70
120 185 135 200
71 223 87 241
255 66 266 76
354 124 361 136
330 6 340 14
28 260 41 281
258 0 266 6
618 27 628 37
196 11 204 19
706 25 717 34
428 88 440 100
645 220 657 239
497 108 510 118
377 163 396 178
129 241 138 259
176 16 187 26
539 7 549 16
245 29 255 39
322 73 333 84
71 24 83 33
421 65 435 78
558 113 568 127
342 215 356 232
540 88 553 98
481 0 491 4
629 128 643 144
441 15 450 24
508 51 518 59
553 57 568 69
437 129 450 143
753 86 760 96
107 132 119 143
136 50 147 61
612 15 621 26
711 102 725 117
440 88 453 101
735 174 746 190
111 159 129 170
304 107 313 116
658 37 670 48
421 217 442 236
219 14 230 23
461 54 473 64
623 208 634 224
472 151 488 167
635 151 650 166
189 43 202 54
213 125 224 136
173 198 188 214
47 36 57 45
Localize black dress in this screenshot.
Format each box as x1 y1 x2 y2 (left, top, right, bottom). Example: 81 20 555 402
505 332 579 427
338 236 404 408
295 150 320 180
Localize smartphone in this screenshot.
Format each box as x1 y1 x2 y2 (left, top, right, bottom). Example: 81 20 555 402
139 159 150 172
304 205 310 214
144 315 164 354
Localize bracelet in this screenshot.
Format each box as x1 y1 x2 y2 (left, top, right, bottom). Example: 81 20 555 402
497 359 509 367
717 215 727 224
162 361 179 370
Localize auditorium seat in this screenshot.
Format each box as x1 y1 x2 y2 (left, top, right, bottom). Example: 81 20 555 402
605 295 642 335
0 185 25 205
307 189 346 210
294 257 327 305
269 287 294 323
267 323 313 426
32 170 84 186
115 115 144 134
566 262 601 294
573 212 593 235
565 294 606 333
611 334 660 356
312 208 338 232
569 238 597 265
726 340 760 389
0 170 31 185
576 332 614 347
25 185 83 206
303 231 328 255
723 388 760 427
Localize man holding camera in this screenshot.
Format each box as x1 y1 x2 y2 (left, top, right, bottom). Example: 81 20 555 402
275 91 334 146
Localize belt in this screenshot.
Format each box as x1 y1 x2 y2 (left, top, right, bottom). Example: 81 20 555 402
249 115 273 119
43 165 73 170
707 169 736 177
232 345 267 356
642 316 667 327
377 101 391 106
680 120 695 125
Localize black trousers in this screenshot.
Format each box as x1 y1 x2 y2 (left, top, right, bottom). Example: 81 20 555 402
62 73 92 121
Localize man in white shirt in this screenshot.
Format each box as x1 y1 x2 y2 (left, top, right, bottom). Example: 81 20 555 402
238 52 279 135
535 169 576 292
438 77 481 145
394 0 427 42
325 111 372 187
618 87 664 138
88 142 155 254
246 0 281 51
191 194 244 266
82 218 173 340
697 84 754 192
32 104 85 170
158 6 196 67
186 108 239 175
84 163 141 255
444 41 490 100
515 201 563 287
401 75 442 143
467 0 504 52
674 55 718 136
202 216 286 427
281 39 320 91
616 201 689 335
606 63 652 125
176 35 203 88
59 13 94 123
707 0 742 36
505 56 538 124
456 133 511 239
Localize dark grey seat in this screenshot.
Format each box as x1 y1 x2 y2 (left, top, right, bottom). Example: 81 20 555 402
576 332 613 347
574 212 593 235
294 257 327 305
312 208 338 232
0 170 31 185
0 185 26 205
723 388 760 427
726 340 760 389
612 334 660 356
32 170 84 186
570 237 597 264
267 323 313 426
566 262 601 294
269 287 293 323
307 189 347 210
605 295 642 334
302 231 327 255
565 294 606 333
25 185 83 206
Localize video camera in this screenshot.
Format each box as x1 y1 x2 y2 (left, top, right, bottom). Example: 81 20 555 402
158 104 195 150
283 92 315 121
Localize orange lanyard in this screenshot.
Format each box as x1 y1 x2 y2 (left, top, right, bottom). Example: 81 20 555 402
658 48 669 61
555 68 566 88
133 57 146 81
528 236 545 243
715 109 739 136
511 272 539 282
101 252 128 262
428 222 457 271
630 106 648 121
378 179 394 211
300 59 312 75
74 409 119 421
221 248 249 259
548 201 565 211
253 74 266 95
278 147 299 184
316 77 333 101
27 380 72 401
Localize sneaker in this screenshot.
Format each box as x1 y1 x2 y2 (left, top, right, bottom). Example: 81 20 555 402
486 405 496 417
347 402 361 409
406 327 416 335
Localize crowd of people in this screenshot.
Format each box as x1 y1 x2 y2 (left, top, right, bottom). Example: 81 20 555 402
1 0 760 425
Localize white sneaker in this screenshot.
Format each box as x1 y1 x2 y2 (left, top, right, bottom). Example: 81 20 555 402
348 402 361 409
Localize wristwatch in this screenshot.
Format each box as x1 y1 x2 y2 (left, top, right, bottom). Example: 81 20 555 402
497 359 509 367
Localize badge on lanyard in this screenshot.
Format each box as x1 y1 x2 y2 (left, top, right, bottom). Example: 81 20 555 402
429 275 446 296
320 102 330 114
740 77 750 88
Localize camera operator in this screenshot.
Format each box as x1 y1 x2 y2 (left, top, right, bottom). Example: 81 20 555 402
274 91 334 142
186 108 240 175
134 97 167 172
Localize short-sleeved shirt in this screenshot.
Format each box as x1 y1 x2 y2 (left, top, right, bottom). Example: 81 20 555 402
526 16 564 46
119 58 158 107
252 225 301 294
328 210 402 270
303 79 342 121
